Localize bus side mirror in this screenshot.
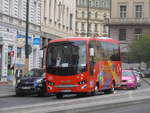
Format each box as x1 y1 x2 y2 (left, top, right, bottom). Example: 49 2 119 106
90 48 94 56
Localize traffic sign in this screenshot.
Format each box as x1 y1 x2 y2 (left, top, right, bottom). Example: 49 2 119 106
33 38 41 45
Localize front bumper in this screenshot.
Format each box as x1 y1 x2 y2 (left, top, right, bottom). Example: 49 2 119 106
120 83 137 89
47 84 89 94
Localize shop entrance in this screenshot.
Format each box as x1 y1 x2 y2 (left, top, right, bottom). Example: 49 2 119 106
7 46 13 81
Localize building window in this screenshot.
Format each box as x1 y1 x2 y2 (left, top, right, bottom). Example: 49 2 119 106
95 12 98 19
103 25 107 33
134 28 142 39
89 12 91 19
89 1 92 7
120 5 127 18
95 23 98 32
58 2 61 21
17 48 22 58
82 11 85 18
89 23 92 32
135 5 143 18
81 22 85 31
9 0 13 16
119 29 126 41
69 13 73 30
75 22 78 31
96 1 99 7
76 10 78 18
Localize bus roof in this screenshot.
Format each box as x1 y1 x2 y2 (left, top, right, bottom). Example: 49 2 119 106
48 37 120 44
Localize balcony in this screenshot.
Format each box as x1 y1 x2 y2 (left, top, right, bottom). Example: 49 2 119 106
105 18 150 25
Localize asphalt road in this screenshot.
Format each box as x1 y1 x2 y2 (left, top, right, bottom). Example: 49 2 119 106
62 98 150 113
0 79 150 113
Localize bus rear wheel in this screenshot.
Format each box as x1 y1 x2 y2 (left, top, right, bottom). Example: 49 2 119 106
104 83 115 94
56 94 63 99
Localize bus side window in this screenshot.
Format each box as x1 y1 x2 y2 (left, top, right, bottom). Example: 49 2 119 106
110 44 120 61
89 40 95 75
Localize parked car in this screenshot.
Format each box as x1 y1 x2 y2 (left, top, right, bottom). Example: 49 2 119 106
133 69 145 78
121 70 138 89
142 69 150 77
133 70 141 87
15 68 46 96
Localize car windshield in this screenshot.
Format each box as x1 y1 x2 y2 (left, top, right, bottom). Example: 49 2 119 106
25 69 45 77
122 71 133 76
47 40 87 76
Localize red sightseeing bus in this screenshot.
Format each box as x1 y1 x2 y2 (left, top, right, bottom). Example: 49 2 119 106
45 37 122 98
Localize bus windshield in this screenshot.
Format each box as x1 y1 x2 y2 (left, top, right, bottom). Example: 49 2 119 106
47 40 87 76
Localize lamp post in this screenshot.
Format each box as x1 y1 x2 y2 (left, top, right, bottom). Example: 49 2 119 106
24 0 29 74
109 0 112 37
87 0 90 37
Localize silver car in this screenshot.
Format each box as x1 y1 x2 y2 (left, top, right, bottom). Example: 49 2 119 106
133 70 141 87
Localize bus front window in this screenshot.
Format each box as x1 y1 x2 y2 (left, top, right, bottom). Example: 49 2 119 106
47 41 87 76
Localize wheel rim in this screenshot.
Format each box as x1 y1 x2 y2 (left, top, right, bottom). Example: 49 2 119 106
94 85 99 95
111 83 115 92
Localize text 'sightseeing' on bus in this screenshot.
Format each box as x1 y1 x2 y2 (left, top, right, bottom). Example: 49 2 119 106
45 37 122 99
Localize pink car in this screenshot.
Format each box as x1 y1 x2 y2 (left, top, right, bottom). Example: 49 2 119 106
121 70 138 89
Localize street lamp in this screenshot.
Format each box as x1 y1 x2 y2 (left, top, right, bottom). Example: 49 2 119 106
24 0 29 74
109 0 112 37
87 0 90 37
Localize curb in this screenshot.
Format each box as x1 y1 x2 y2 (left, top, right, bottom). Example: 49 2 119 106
0 94 15 98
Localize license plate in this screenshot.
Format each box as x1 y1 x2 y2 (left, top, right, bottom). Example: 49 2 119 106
21 86 31 90
121 82 126 85
61 90 71 92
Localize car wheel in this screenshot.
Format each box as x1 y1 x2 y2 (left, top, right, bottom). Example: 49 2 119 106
37 89 48 97
16 92 24 97
56 94 63 99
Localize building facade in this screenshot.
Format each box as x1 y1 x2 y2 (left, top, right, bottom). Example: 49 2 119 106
0 0 42 82
41 0 76 39
76 0 110 37
109 0 150 58
40 0 76 67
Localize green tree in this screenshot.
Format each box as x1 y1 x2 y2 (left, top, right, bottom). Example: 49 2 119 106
128 34 150 67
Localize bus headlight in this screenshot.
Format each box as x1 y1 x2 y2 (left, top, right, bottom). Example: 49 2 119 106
47 81 54 86
78 80 86 85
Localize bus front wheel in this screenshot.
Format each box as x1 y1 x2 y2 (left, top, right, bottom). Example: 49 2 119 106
91 85 99 96
104 83 115 94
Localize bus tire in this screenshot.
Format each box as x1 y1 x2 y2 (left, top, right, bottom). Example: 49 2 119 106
91 84 99 96
104 82 115 94
56 94 63 99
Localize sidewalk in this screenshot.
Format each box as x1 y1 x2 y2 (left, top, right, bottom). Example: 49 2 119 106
0 81 15 98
